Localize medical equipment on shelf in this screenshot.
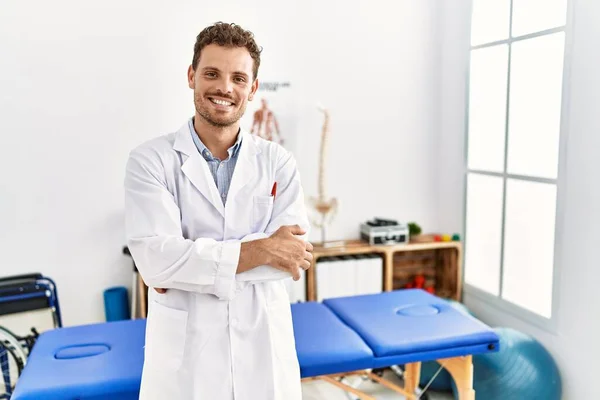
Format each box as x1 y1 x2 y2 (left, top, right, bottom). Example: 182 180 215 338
11 289 498 400
360 217 409 246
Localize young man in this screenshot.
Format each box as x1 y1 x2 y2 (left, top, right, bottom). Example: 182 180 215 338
124 22 312 400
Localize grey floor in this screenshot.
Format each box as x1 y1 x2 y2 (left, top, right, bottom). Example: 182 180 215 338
302 369 453 400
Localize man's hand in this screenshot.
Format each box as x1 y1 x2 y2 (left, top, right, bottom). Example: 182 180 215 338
260 225 313 281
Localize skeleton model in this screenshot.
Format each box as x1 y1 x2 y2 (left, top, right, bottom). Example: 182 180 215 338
250 98 283 145
308 104 338 245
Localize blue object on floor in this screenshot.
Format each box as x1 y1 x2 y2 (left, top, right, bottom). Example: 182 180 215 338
467 327 562 400
419 360 453 391
104 286 130 321
420 327 562 400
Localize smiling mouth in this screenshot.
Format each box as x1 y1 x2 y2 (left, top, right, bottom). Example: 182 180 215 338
209 97 234 106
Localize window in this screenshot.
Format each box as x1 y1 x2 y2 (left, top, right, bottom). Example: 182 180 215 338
464 0 568 320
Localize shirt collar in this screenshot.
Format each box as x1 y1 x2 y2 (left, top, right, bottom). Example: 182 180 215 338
188 117 242 161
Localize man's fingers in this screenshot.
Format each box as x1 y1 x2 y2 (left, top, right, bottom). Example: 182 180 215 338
154 288 167 294
305 241 314 252
300 260 311 270
292 266 301 281
304 251 313 262
287 224 306 236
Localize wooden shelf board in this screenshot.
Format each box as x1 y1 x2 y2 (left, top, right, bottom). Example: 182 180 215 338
312 239 461 258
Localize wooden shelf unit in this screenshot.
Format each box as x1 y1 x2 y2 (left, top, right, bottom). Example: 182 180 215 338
306 239 463 302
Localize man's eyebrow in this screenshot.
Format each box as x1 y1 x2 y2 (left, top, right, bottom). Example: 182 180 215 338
202 66 249 78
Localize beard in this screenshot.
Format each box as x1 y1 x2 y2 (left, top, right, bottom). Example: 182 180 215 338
194 90 247 128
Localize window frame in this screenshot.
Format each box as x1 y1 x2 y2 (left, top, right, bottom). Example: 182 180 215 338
462 0 574 332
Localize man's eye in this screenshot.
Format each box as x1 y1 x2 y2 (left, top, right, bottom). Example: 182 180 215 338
235 77 246 83
206 72 217 78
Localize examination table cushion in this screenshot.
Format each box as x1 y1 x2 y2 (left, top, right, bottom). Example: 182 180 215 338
323 289 500 366
11 318 145 400
292 301 374 377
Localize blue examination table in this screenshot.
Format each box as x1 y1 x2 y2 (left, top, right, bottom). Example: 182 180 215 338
11 289 499 399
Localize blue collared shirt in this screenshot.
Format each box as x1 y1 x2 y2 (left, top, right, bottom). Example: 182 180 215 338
189 118 242 205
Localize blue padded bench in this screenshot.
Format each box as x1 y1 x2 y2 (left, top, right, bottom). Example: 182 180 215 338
294 289 499 399
12 289 498 400
11 319 145 400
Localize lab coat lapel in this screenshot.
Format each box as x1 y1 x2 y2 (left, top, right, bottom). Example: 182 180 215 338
173 123 225 217
227 131 259 204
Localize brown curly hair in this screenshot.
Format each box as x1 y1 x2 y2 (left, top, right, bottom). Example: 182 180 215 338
192 22 262 80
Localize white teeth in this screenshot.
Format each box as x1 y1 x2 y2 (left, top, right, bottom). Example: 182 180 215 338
211 98 232 106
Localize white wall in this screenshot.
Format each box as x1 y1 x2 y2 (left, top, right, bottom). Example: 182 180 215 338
438 1 600 399
0 0 440 327
291 0 441 243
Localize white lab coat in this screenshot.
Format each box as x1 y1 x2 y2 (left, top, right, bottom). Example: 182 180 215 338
124 120 310 400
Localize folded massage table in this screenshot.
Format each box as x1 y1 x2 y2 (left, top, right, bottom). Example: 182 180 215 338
294 289 499 399
11 289 499 400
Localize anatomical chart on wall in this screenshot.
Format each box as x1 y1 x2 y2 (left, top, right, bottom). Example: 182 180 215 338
241 80 295 150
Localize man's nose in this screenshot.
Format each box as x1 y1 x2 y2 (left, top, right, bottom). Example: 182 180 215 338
215 77 234 95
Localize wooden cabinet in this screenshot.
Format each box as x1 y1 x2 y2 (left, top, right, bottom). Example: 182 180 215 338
306 238 463 302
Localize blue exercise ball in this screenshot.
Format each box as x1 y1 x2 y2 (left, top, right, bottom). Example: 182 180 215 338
464 327 562 400
419 325 562 400
419 360 453 391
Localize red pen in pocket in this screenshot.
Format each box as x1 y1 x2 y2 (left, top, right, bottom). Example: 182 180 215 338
271 182 277 199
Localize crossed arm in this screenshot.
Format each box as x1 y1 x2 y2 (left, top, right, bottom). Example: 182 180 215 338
124 147 312 300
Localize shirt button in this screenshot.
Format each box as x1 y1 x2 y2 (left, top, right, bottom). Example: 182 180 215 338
221 193 226 198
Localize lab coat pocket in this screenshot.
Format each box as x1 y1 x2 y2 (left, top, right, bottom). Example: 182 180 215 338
145 301 188 372
252 195 274 233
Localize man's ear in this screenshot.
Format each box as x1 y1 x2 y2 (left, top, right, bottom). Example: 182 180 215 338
187 65 195 89
249 78 259 100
